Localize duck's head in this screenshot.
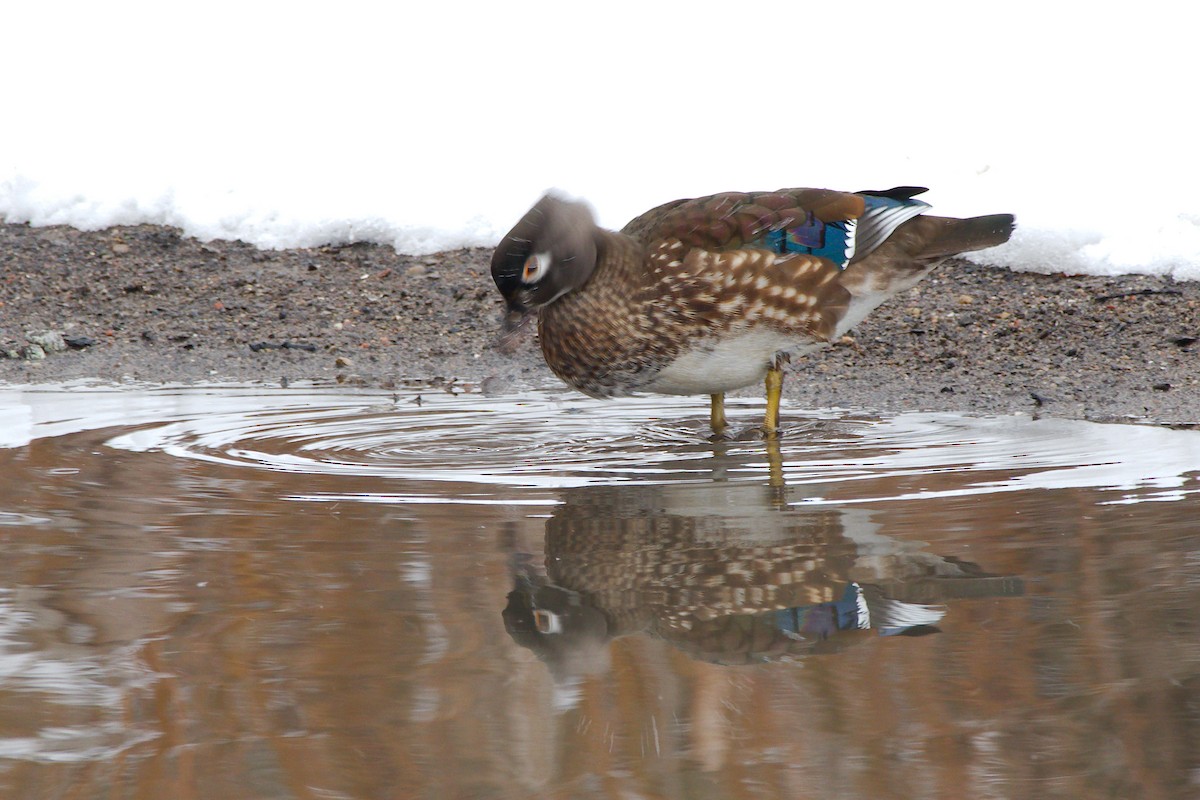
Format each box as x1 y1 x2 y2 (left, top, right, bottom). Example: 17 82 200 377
491 193 599 333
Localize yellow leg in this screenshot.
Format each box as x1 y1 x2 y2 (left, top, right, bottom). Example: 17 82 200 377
764 365 783 437
709 393 727 436
765 436 784 493
768 434 787 484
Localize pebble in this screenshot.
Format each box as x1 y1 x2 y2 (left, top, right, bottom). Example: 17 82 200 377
26 330 67 353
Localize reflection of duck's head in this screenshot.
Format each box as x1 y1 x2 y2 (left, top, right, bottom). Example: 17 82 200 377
502 575 612 683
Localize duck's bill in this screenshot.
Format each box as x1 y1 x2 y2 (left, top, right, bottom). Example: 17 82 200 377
496 308 536 354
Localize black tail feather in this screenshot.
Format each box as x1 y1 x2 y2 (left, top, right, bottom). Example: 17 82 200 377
858 186 929 201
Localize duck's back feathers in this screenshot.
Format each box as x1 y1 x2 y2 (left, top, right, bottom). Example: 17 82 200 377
621 187 938 270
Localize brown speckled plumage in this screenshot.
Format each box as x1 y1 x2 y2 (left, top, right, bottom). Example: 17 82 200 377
492 187 1014 426
538 231 847 397
503 484 1025 666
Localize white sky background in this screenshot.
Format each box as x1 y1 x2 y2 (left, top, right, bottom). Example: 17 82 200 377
2 1 1198 277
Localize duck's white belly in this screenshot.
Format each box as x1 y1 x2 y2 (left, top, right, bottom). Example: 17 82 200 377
643 330 822 395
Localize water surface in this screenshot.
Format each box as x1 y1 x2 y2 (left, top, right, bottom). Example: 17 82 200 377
1 383 1198 799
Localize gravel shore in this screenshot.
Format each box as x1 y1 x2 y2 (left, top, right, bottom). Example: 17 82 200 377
2 222 1197 426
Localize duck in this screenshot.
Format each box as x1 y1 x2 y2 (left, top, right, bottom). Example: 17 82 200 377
492 186 1014 435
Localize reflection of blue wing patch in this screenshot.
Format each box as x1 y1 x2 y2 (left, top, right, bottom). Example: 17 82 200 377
757 214 857 269
773 582 865 639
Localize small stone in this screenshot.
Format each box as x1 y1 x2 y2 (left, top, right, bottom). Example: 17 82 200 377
111 243 131 255
21 343 46 361
26 330 67 353
335 356 353 368
957 294 975 305
1152 382 1171 391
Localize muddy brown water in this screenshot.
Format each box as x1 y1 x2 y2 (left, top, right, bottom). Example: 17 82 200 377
1 384 1198 799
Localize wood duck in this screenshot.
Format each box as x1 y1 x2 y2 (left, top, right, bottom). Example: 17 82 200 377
492 187 1014 435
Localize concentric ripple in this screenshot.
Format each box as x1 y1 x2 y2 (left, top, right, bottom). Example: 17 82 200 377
4 383 1199 505
105 388 774 486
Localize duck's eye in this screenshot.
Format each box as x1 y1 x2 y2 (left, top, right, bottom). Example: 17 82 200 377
522 251 551 284
533 608 562 635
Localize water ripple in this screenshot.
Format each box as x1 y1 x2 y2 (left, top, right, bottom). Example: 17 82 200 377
83 386 1200 504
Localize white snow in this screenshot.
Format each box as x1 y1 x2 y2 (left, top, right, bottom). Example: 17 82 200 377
2 1 1197 279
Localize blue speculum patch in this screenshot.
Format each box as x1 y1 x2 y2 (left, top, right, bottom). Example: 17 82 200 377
758 214 854 268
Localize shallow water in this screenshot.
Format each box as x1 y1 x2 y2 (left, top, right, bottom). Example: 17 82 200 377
1 383 1198 799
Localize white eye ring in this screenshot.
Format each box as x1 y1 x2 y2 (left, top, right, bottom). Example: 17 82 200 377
522 251 551 284
533 608 562 635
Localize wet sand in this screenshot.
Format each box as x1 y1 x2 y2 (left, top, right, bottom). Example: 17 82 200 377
2 221 1197 425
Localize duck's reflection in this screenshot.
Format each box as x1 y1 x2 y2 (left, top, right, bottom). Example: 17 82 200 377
504 478 1022 678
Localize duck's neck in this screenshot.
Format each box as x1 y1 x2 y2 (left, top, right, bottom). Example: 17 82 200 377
545 231 645 316
537 231 651 397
